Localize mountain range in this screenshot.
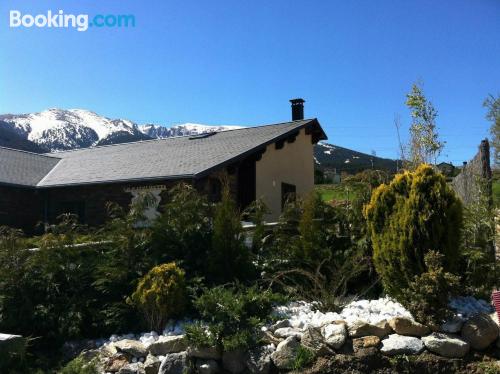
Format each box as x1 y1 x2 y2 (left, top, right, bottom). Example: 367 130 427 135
0 108 398 173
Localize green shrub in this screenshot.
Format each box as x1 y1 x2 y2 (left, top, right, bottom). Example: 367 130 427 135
364 164 463 299
93 196 154 333
459 178 498 298
400 251 459 326
185 285 281 352
129 262 187 331
151 184 213 276
263 192 373 311
59 356 98 374
293 346 315 370
208 183 253 284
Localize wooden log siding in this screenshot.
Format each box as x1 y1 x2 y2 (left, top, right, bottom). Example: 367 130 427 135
0 186 44 234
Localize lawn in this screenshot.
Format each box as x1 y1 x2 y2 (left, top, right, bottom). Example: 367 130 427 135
315 182 368 203
493 179 500 208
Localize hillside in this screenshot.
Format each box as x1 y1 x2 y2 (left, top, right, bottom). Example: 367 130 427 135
315 142 399 174
0 121 48 153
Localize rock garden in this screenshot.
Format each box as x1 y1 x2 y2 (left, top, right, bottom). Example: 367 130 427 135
1 163 500 373
72 296 500 374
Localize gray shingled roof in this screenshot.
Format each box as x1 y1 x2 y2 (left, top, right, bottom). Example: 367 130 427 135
1 119 325 188
0 147 60 187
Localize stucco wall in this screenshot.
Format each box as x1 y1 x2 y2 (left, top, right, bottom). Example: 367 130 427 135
255 128 314 221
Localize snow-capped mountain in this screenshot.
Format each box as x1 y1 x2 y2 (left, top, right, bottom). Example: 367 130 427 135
314 142 398 173
139 123 241 139
0 109 239 152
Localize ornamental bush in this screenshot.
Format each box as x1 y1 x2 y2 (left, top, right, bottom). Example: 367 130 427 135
185 285 282 352
400 251 459 326
129 262 187 331
364 164 463 299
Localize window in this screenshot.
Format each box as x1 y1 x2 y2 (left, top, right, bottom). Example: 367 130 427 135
281 182 296 210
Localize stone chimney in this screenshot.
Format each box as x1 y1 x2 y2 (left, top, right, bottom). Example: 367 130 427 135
290 98 305 121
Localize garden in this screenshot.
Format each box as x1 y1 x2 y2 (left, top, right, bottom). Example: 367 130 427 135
1 161 499 374
1 85 500 374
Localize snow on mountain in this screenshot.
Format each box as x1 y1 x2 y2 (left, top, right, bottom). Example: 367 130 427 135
0 109 243 152
0 109 147 151
139 123 242 139
315 141 398 173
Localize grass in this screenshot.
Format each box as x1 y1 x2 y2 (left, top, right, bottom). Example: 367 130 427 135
315 182 368 203
493 179 500 208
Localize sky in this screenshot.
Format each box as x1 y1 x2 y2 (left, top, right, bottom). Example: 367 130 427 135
1 0 499 164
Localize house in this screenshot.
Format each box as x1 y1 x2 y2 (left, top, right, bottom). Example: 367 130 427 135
0 99 326 233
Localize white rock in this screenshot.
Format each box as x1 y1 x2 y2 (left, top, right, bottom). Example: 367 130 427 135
422 333 470 358
380 334 424 356
322 322 347 349
273 327 303 339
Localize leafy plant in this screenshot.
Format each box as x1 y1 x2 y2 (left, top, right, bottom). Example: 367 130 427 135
92 195 154 333
59 356 99 374
405 82 444 167
208 181 253 284
400 251 459 326
185 285 281 352
264 191 374 311
129 262 187 331
151 183 213 276
484 94 500 166
460 177 498 298
293 346 315 370
364 164 463 299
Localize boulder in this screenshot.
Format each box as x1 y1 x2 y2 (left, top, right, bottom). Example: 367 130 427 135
270 336 301 370
322 322 347 350
0 334 26 365
273 327 303 339
222 350 246 374
245 346 274 374
388 317 430 337
301 326 333 356
352 336 381 352
187 346 221 360
380 334 424 356
348 320 392 338
422 333 470 358
354 347 379 358
119 362 145 374
144 353 161 374
269 319 290 332
196 359 219 374
461 313 499 350
105 353 129 373
101 343 119 356
441 317 465 334
115 339 147 358
148 335 187 355
260 330 282 345
159 352 188 374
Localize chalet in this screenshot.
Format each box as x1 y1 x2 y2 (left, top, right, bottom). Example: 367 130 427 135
0 99 326 233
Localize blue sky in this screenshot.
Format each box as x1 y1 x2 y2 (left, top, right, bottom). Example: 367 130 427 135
1 0 499 163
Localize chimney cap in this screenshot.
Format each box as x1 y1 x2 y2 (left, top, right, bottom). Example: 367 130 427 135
290 98 305 104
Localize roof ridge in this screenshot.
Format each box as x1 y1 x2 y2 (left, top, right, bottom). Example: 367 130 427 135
46 119 316 155
0 146 61 159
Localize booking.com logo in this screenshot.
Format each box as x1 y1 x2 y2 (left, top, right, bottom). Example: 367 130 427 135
9 10 135 32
